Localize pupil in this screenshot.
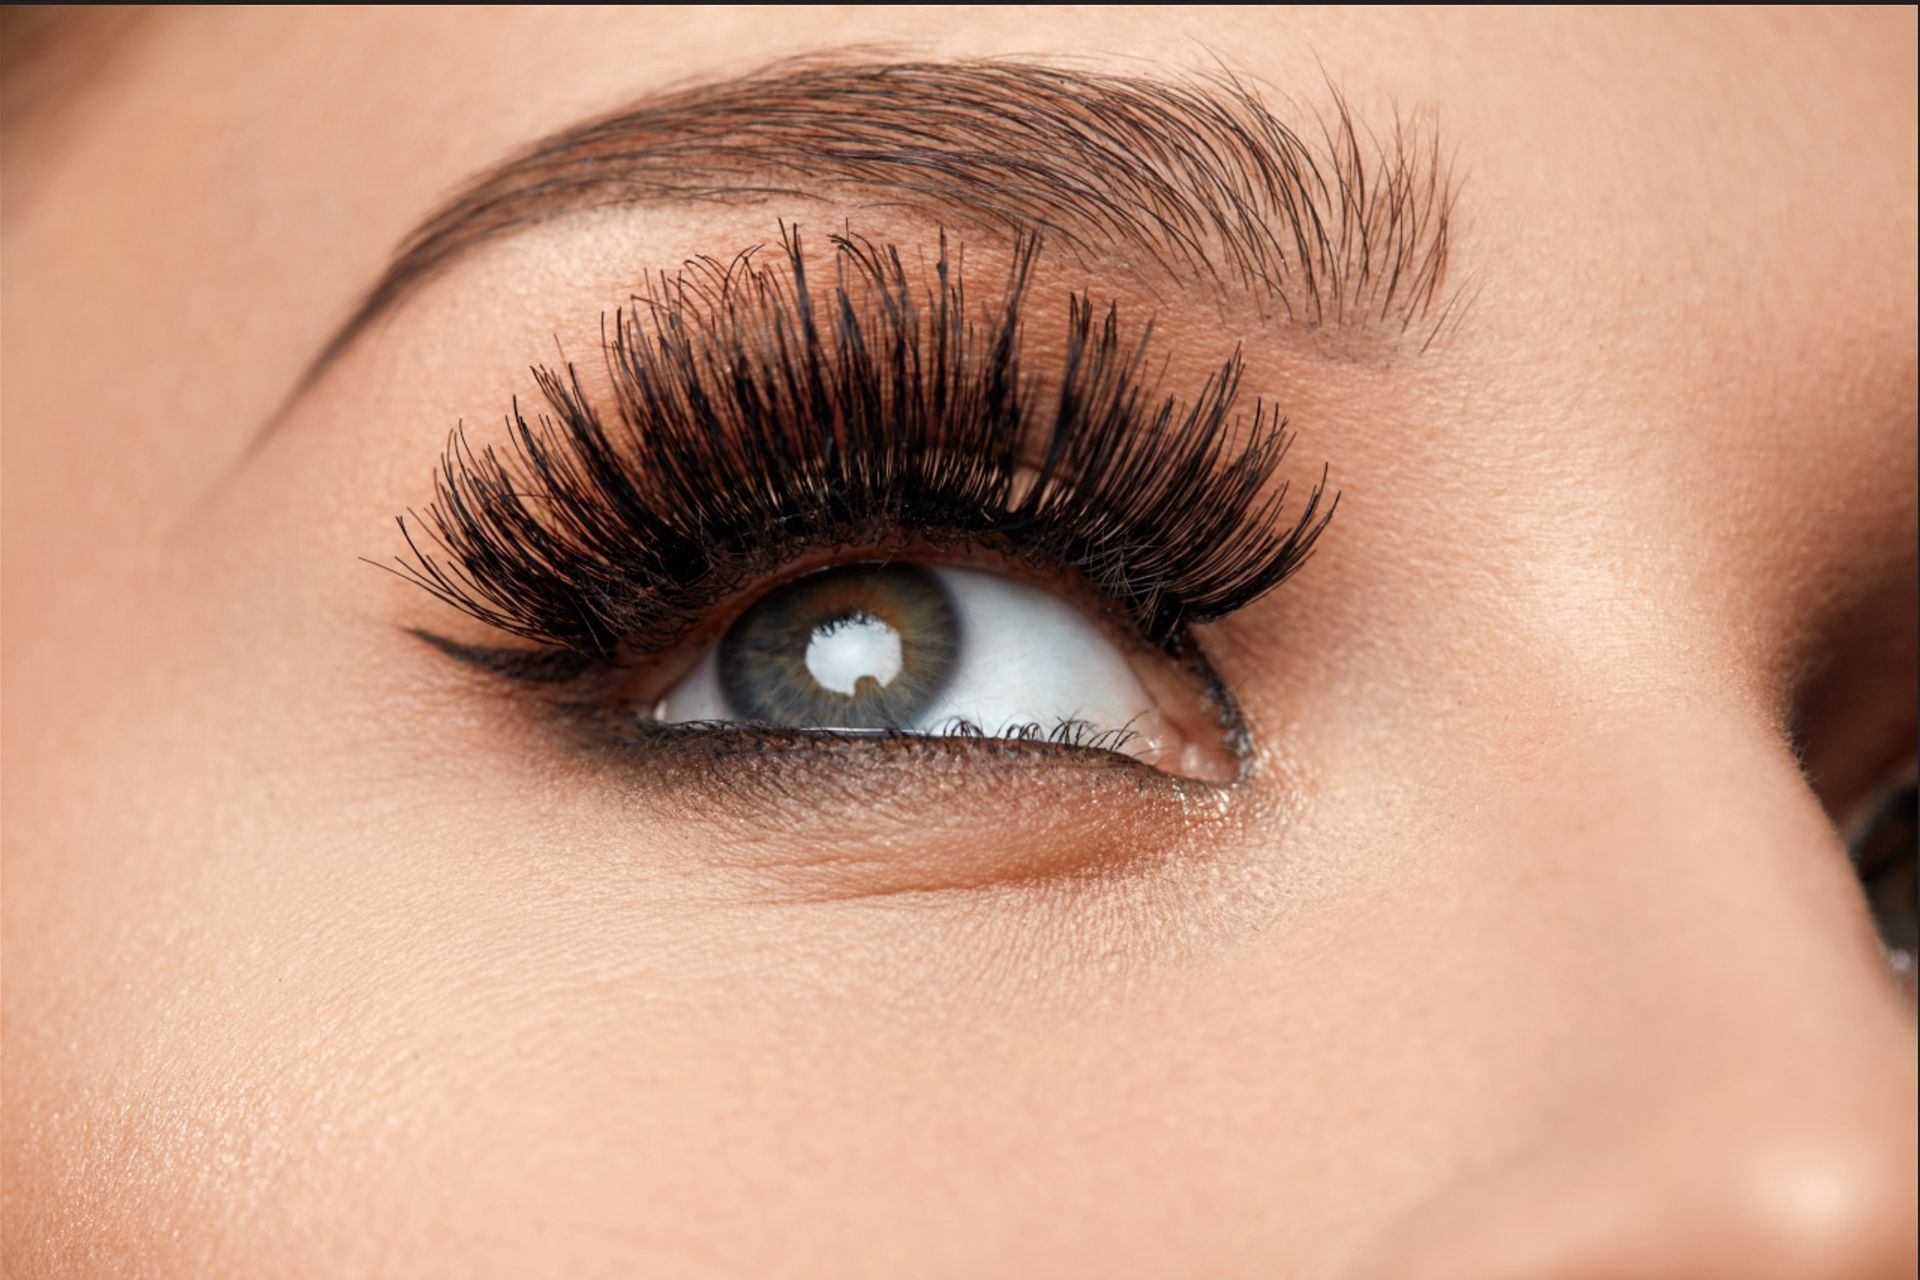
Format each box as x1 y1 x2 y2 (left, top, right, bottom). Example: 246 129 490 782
803 613 903 696
716 562 960 729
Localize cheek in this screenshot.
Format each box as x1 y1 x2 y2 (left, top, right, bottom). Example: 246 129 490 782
15 839 1471 1277
14 655 1902 1279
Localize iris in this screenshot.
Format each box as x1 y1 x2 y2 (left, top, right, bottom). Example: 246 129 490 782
716 564 960 729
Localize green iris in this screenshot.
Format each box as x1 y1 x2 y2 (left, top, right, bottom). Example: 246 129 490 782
717 563 961 729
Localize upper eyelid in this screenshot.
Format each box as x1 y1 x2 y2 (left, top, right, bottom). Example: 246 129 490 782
266 55 1463 437
380 226 1334 660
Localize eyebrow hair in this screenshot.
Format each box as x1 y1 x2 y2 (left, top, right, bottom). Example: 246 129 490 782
302 57 1462 395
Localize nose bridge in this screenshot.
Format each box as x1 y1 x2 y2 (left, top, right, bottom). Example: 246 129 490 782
1343 699 1919 1280
1466 684 1898 1022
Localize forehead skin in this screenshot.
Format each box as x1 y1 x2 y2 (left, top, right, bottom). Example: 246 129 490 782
2 8 1915 1279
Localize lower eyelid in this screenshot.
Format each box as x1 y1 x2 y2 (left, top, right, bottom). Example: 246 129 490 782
570 723 1240 899
400 619 1260 896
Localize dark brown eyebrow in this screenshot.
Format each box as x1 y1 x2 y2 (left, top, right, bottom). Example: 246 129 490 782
298 57 1461 399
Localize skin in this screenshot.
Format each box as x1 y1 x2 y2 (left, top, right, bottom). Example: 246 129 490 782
3 7 1916 1278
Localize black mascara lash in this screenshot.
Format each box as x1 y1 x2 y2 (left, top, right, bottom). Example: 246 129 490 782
383 227 1334 661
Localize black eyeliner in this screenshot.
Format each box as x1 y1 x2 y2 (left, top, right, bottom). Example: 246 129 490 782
408 629 595 685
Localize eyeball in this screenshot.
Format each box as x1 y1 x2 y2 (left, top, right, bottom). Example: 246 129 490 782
1849 778 1918 992
653 562 1232 777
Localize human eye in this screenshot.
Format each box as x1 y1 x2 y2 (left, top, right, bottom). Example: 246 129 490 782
383 229 1332 785
656 559 1220 774
1849 775 1918 993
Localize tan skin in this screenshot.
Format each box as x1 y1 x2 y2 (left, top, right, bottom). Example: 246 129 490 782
3 8 1916 1277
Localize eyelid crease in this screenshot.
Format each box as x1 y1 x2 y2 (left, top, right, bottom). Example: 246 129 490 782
378 225 1335 663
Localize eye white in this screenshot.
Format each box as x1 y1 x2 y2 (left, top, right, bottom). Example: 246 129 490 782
655 564 1162 746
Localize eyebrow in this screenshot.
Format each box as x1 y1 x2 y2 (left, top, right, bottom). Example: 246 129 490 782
298 57 1462 399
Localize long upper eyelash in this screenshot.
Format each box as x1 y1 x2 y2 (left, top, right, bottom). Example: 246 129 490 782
383 227 1335 658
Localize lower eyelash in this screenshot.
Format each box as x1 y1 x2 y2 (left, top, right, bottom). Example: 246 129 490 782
597 718 1169 780
641 716 1147 755
380 226 1334 661
932 716 1144 753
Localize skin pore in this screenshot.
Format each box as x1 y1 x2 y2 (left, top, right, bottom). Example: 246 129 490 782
3 8 1915 1279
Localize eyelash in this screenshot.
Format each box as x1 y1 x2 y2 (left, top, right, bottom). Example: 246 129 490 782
380 228 1334 675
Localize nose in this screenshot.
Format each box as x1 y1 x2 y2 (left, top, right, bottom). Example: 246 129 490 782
1343 708 1918 1280
1345 1067 1917 1280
